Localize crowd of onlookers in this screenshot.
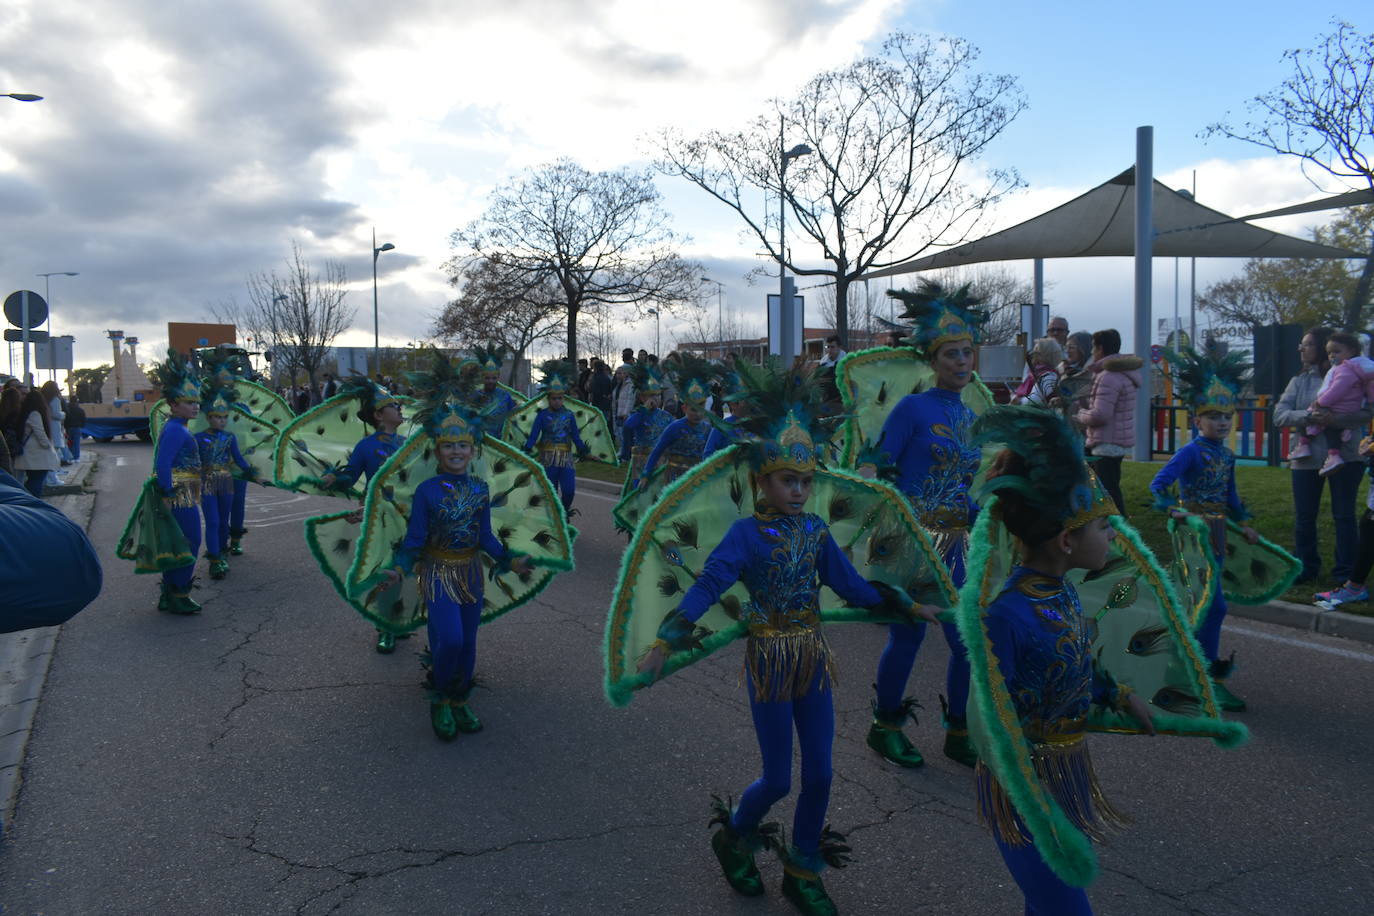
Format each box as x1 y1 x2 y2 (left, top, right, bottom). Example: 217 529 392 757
0 377 85 497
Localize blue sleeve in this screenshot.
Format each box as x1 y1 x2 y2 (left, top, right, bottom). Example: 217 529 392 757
677 522 749 622
983 608 1020 689
0 471 103 632
336 439 368 488
524 412 545 452
702 426 725 457
1149 444 1195 510
154 424 180 492
619 412 640 461
877 397 917 467
1226 468 1250 522
228 434 252 474
817 531 882 607
478 489 507 560
392 482 432 573
641 421 680 479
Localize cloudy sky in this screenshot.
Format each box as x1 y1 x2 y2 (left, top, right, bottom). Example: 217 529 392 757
0 0 1367 375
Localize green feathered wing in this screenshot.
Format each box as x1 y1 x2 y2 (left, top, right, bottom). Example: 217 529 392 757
272 393 419 498
115 478 196 574
502 393 619 465
330 434 575 633
835 346 996 467
1167 515 1220 627
149 399 169 441
222 407 280 481
611 464 671 533
304 510 420 632
603 447 957 706
231 380 295 429
955 498 1248 888
1218 520 1300 605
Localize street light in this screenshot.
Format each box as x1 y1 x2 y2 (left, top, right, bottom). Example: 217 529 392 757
646 308 661 358
372 228 395 377
701 277 724 358
37 271 78 383
2 93 42 102
779 122 813 362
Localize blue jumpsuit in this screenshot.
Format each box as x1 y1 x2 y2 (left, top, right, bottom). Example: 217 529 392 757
1149 435 1248 662
472 386 518 440
977 567 1130 916
674 510 883 867
702 415 746 457
393 473 508 695
524 407 586 510
334 430 406 491
618 406 672 484
195 429 252 559
638 416 710 486
155 417 202 591
874 388 979 721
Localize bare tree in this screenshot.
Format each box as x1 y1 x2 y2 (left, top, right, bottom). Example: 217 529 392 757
451 159 703 360
434 255 565 384
1204 20 1374 330
933 266 1037 346
672 292 760 356
816 281 889 348
655 32 1025 350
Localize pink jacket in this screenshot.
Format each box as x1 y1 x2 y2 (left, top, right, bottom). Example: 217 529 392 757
1314 356 1374 414
1076 355 1144 450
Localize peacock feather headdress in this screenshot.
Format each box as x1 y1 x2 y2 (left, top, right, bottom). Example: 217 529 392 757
664 352 718 407
731 357 834 475
537 359 575 395
337 375 401 427
406 347 487 445
473 343 507 375
888 281 989 358
972 405 1115 532
199 379 238 416
626 356 666 397
148 348 202 403
195 345 252 385
1164 343 1250 416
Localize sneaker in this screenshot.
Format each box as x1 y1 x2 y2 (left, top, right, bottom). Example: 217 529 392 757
1314 584 1368 607
1286 440 1312 460
1319 452 1346 477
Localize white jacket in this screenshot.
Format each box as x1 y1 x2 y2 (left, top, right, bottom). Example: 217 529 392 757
14 412 60 472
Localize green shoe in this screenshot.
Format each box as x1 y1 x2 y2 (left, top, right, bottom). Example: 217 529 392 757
376 630 396 654
943 729 978 768
866 722 923 768
229 538 244 556
430 701 457 741
710 826 765 896
451 701 483 734
167 591 201 615
781 870 838 916
207 554 228 580
157 582 170 612
1212 680 1247 712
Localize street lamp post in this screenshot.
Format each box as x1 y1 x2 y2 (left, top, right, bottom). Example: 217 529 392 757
646 308 661 357
779 119 813 363
2 93 43 102
37 271 78 383
701 277 724 358
372 228 395 378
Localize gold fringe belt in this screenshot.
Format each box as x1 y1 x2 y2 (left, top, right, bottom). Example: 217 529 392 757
169 471 203 509
743 625 835 703
974 737 1129 847
539 444 575 468
419 546 481 606
204 465 235 496
1186 505 1229 556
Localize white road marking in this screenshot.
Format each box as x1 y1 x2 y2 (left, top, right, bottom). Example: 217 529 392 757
577 489 618 503
1226 622 1374 662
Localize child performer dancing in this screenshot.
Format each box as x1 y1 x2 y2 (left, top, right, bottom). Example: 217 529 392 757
195 383 258 580
617 357 673 484
523 360 588 512
634 355 717 488
149 350 205 615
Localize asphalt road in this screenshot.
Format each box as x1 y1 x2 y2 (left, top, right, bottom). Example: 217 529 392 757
2 441 1372 915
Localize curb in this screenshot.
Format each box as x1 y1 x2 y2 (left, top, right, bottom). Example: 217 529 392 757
0 454 99 835
576 476 624 498
41 452 98 495
1210 599 1374 647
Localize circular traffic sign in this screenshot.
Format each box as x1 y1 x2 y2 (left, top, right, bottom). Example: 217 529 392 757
4 290 49 329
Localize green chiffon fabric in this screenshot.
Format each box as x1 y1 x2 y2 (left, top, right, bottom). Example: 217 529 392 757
603 445 957 706
116 478 196 574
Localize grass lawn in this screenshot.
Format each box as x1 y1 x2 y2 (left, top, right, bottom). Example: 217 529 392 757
577 459 628 487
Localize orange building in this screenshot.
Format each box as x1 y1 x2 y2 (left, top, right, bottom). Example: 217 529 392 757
168 322 236 354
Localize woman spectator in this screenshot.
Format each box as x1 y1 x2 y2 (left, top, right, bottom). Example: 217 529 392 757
1075 328 1142 514
1273 326 1370 586
12 389 60 497
1009 337 1064 405
41 381 71 465
0 387 22 475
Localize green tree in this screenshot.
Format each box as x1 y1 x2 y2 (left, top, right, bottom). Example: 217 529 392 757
70 364 112 403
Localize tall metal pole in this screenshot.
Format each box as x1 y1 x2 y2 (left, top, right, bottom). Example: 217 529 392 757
372 227 380 377
1032 258 1045 338
1133 126 1154 463
779 117 787 362
1189 170 1198 345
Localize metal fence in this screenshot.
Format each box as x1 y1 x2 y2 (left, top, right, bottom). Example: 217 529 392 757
1150 401 1290 465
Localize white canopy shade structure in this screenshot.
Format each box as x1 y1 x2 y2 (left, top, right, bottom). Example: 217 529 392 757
861 166 1362 281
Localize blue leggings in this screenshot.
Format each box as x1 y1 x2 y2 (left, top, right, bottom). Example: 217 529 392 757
163 505 201 590
875 541 970 717
995 833 1093 915
230 478 248 535
732 669 833 858
201 489 232 557
1195 581 1228 663
426 581 482 693
544 463 576 511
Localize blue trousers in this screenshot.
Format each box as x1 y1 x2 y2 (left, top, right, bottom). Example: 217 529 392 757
163 505 201 590
1195 575 1228 663
426 581 482 693
68 431 81 460
230 477 248 536
875 540 970 718
201 489 232 557
732 667 833 858
994 832 1093 916
544 463 576 511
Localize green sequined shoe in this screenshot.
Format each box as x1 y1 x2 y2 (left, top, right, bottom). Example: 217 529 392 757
451 701 483 734
941 703 978 768
781 871 838 916
710 826 765 896
430 701 457 741
207 554 229 580
157 582 170 612
167 591 201 615
375 630 396 654
229 539 244 556
866 696 924 767
1209 655 1246 712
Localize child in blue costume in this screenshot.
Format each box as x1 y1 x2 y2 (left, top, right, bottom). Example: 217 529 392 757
969 406 1156 916
1150 346 1259 712
523 360 588 512
865 283 987 769
149 350 205 615
320 378 408 653
198 346 259 557
638 360 941 916
382 390 530 740
617 357 673 480
635 354 717 487
469 344 519 439
195 384 257 581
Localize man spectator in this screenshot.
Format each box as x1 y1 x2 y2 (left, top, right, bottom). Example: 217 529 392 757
64 397 87 461
1047 315 1069 348
819 335 846 368
575 358 592 400
589 359 614 428
816 335 845 410
322 373 338 399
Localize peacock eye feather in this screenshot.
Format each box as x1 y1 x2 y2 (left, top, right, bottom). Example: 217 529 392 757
332 537 351 555
1151 687 1201 716
1126 625 1168 656
533 530 554 548
1103 577 1138 610
829 495 852 522
527 494 543 508
670 520 698 549
875 381 888 405
1250 559 1269 580
657 574 681 597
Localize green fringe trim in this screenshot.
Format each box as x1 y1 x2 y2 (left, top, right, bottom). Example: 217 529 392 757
502 392 621 466
1221 520 1301 605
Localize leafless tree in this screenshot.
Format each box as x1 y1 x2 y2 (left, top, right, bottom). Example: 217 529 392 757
655 32 1025 350
931 265 1038 346
672 291 760 356
434 255 565 384
1204 20 1374 330
451 159 703 361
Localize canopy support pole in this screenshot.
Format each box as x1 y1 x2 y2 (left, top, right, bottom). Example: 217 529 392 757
1133 126 1154 463
1032 258 1045 339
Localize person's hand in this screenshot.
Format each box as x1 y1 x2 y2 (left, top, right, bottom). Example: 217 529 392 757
908 603 942 625
381 566 403 589
511 555 532 576
1308 407 1333 427
1125 691 1155 735
1359 435 1374 458
345 508 363 524
1241 526 1260 545
857 464 877 480
636 644 667 682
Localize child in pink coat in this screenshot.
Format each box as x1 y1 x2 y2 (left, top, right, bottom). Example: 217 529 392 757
1289 332 1374 476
